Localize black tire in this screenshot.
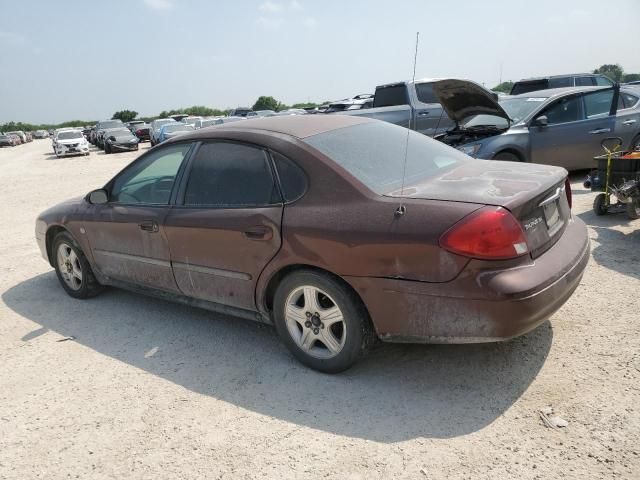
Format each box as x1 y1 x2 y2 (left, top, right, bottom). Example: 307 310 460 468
626 198 640 220
593 193 609 216
52 231 104 299
631 134 640 152
493 151 521 162
272 270 374 373
105 144 111 154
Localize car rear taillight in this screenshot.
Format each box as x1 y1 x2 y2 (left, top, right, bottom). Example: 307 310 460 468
564 178 572 209
439 206 529 260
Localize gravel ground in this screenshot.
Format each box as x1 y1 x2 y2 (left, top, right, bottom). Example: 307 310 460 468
0 139 638 480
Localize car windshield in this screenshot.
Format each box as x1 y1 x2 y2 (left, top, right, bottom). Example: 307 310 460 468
201 119 219 127
155 119 175 127
499 96 548 123
108 128 132 136
57 131 83 140
99 121 122 129
164 124 194 133
304 121 468 195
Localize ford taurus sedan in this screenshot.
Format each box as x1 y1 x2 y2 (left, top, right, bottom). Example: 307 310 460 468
35 116 589 372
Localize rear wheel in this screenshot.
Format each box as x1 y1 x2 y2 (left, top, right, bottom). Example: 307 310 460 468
631 134 640 152
593 193 609 216
52 232 104 299
493 151 521 162
626 198 640 219
273 270 374 373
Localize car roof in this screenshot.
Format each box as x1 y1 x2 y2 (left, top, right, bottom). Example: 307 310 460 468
515 73 598 82
508 86 608 99
176 114 374 141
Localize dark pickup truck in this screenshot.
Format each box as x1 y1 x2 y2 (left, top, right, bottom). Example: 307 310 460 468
340 79 458 135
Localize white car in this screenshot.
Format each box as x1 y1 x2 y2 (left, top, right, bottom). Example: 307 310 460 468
54 130 89 157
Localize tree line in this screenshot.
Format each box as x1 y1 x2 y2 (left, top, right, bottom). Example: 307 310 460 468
4 63 638 132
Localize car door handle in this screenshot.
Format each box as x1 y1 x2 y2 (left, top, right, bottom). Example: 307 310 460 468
418 111 430 116
244 226 272 241
139 220 159 232
622 119 637 125
589 128 611 134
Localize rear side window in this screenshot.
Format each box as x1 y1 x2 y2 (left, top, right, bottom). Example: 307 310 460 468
304 121 467 195
373 85 409 108
415 83 438 104
271 152 307 202
583 89 614 118
621 92 639 109
183 142 279 207
575 76 595 86
542 95 582 124
548 77 573 88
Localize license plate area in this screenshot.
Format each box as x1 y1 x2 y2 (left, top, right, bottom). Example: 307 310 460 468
543 200 562 236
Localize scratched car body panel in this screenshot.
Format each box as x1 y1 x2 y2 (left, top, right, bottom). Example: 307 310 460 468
36 115 590 370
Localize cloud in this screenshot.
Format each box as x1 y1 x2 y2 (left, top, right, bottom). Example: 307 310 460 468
256 16 284 29
259 1 283 13
290 0 303 10
303 17 317 28
0 31 25 44
143 0 174 11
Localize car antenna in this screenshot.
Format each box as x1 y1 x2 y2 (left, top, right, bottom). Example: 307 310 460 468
396 31 419 218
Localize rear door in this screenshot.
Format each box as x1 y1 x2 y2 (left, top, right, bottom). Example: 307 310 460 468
83 142 193 292
529 89 616 170
164 141 283 311
614 90 640 149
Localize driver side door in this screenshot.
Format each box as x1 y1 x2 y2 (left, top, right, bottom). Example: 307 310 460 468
83 142 194 292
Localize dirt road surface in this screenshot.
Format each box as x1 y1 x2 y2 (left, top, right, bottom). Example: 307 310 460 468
1 139 638 479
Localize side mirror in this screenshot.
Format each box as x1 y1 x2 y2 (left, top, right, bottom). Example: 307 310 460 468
109 136 116 141
533 115 548 127
87 189 108 205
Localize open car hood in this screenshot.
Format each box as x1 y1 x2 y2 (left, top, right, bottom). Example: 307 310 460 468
430 79 511 126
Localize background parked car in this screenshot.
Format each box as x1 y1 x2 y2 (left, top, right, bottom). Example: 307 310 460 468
435 81 640 170
149 118 177 146
54 129 90 157
103 127 140 153
228 107 254 117
182 116 202 127
132 123 151 141
157 123 194 143
6 131 27 143
126 120 145 132
91 119 124 145
0 134 17 147
33 130 49 139
510 73 614 95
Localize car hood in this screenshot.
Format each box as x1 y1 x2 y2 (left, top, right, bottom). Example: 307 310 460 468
387 159 566 212
430 79 511 126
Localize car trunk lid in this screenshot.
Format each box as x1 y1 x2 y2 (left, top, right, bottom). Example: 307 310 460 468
387 160 571 258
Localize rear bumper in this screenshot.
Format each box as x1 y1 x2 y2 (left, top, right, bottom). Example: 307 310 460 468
346 216 590 343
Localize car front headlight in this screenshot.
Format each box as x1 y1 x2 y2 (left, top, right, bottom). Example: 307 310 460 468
456 144 482 157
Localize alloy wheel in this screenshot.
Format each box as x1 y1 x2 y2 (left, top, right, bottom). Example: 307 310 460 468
284 286 346 359
56 243 83 290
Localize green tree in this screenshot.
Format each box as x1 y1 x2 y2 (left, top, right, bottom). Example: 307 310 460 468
593 64 624 82
112 110 138 122
291 102 319 109
491 81 514 93
252 96 279 111
623 73 640 83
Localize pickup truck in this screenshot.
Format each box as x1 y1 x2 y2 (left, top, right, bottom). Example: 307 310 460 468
339 79 456 136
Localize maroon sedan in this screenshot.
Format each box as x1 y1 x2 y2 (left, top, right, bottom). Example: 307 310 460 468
36 115 589 372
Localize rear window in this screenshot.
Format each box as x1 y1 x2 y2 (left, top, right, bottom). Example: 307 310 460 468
373 85 409 108
575 76 595 86
511 80 548 95
304 121 468 195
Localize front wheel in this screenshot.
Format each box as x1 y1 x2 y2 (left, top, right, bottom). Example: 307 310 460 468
273 270 374 373
493 151 521 162
52 232 104 299
626 198 640 219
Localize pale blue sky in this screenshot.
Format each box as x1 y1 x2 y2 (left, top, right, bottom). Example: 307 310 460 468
1 0 639 123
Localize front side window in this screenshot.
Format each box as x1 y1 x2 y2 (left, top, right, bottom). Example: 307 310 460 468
596 76 614 86
583 89 614 118
111 143 192 204
542 95 582 124
183 142 279 207
415 83 438 104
